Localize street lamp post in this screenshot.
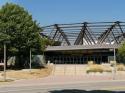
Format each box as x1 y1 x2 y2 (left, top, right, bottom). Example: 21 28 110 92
3 41 10 81
114 48 116 61
3 42 6 81
113 48 116 80
29 48 31 72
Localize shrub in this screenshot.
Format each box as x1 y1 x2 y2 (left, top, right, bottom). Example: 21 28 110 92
102 64 112 72
86 64 103 73
103 68 112 72
117 64 125 71
88 61 94 66
86 64 112 73
110 61 116 67
32 55 46 68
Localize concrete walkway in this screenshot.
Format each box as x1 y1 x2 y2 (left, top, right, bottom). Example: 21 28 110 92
1 64 125 88
1 73 125 88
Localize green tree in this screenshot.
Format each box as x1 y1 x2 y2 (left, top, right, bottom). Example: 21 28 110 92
0 3 44 68
117 43 125 64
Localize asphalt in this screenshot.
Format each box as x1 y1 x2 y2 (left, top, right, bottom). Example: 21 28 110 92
0 80 125 93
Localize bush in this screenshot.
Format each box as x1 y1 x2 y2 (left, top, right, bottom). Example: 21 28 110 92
32 55 46 68
86 64 112 73
102 64 112 72
88 61 94 66
117 64 125 71
110 61 116 67
103 68 112 72
86 64 103 73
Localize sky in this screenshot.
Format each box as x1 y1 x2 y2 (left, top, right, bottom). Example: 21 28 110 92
0 0 125 26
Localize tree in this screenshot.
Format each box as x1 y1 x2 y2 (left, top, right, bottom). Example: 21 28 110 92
0 3 44 68
117 43 125 64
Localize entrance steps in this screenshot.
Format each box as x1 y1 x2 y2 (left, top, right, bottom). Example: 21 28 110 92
52 64 87 76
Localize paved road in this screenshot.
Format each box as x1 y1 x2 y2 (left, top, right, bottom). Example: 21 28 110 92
0 80 125 93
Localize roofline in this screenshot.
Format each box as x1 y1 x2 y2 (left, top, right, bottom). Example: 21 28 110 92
45 44 120 51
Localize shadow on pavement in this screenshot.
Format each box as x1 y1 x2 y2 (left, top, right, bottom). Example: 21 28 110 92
49 89 124 93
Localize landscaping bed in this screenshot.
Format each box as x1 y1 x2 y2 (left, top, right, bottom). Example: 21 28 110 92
0 66 53 80
86 63 125 74
86 64 112 74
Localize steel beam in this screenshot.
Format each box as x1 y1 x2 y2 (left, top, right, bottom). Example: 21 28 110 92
54 24 71 45
74 23 87 45
97 22 117 44
42 21 125 46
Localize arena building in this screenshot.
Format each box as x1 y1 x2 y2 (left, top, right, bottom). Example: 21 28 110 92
42 21 125 64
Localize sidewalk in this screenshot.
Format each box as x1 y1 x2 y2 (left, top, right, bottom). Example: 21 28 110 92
1 74 125 88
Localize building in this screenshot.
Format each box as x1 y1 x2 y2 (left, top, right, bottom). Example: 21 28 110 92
42 21 125 64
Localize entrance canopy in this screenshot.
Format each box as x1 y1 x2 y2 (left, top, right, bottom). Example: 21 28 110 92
45 44 119 51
